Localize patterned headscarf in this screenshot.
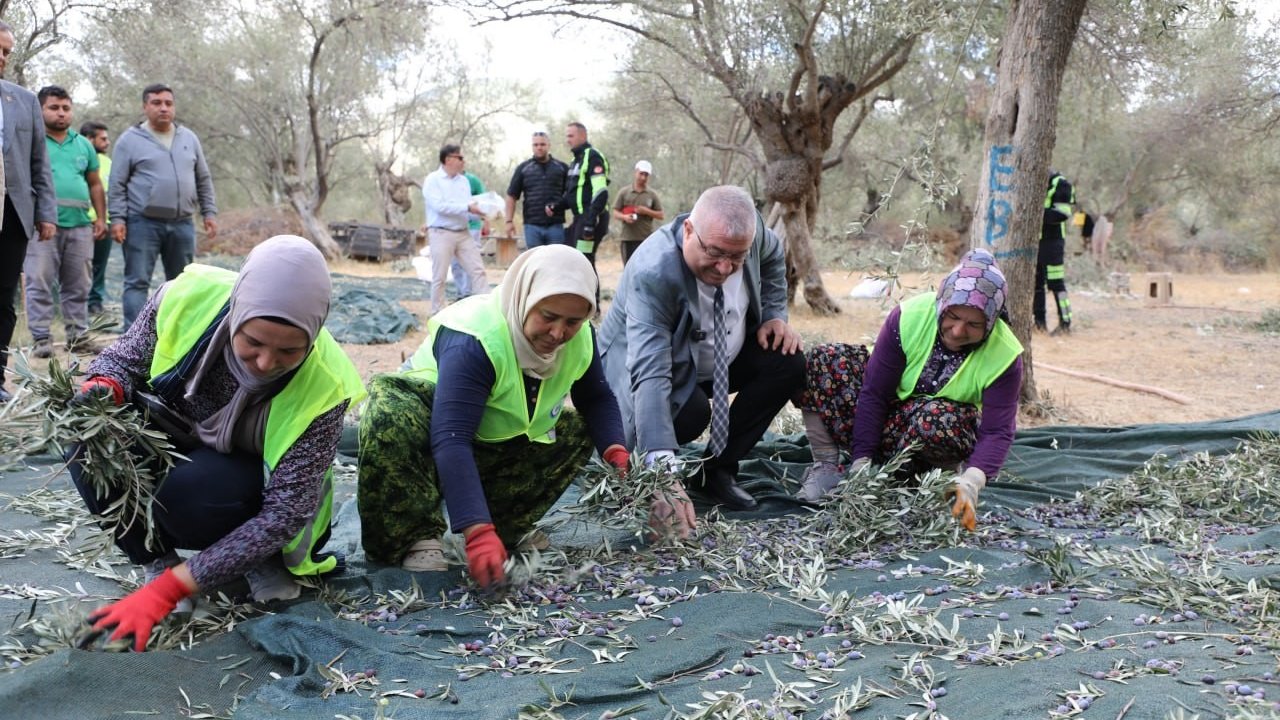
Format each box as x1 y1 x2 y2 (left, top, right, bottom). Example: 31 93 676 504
935 248 1008 336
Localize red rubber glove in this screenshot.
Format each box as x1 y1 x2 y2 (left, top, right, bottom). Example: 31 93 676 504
89 568 191 651
463 524 507 589
602 444 630 473
73 376 125 406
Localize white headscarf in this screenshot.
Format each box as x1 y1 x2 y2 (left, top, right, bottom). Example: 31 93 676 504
185 235 332 454
499 244 597 380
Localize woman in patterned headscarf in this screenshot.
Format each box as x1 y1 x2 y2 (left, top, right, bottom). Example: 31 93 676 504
793 249 1024 530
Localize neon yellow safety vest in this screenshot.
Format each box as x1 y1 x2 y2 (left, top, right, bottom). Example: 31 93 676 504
573 146 609 216
1045 174 1074 240
151 264 366 576
895 293 1023 408
87 153 111 223
406 294 593 444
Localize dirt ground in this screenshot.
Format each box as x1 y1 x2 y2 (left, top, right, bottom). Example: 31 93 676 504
329 247 1280 430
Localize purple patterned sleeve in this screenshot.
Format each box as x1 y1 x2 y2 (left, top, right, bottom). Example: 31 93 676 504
965 356 1023 477
850 306 906 461
86 289 166 398
185 401 348 589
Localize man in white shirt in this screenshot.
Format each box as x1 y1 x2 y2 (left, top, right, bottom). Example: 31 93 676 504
422 144 488 315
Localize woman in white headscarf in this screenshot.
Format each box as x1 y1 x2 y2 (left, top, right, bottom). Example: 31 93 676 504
70 236 364 651
358 244 629 589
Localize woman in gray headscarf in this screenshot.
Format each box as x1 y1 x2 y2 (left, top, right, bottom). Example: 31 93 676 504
69 235 364 651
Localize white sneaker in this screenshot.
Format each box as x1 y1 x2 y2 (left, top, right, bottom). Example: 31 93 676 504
796 461 844 503
401 538 447 572
143 551 194 614
244 559 302 603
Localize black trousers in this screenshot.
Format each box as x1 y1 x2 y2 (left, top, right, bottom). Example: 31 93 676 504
672 332 806 479
1034 232 1070 328
620 240 643 266
568 214 599 268
69 445 265 565
0 199 31 389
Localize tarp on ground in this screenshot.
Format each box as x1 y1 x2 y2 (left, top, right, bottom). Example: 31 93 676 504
91 250 436 344
324 288 420 345
3 411 1280 719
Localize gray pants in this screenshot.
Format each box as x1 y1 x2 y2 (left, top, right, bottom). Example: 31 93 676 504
428 227 487 315
23 225 94 342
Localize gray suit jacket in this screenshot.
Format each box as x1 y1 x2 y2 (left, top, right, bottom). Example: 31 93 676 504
0 79 56 239
598 212 788 452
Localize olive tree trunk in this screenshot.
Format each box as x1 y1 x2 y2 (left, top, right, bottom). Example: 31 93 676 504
287 185 342 258
969 0 1088 403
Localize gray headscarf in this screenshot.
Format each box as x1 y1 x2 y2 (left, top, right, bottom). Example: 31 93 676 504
184 235 332 455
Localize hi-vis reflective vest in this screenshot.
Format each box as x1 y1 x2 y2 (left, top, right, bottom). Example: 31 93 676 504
406 294 592 444
1044 173 1075 240
151 264 365 576
570 145 609 216
895 293 1022 408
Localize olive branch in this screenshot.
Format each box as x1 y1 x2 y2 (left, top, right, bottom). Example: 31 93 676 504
2 354 180 560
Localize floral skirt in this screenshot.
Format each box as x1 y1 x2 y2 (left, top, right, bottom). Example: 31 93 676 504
799 343 979 471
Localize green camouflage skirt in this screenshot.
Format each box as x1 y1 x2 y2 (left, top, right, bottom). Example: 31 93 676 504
357 373 593 564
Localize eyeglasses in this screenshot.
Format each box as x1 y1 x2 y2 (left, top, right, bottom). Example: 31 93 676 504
689 224 749 264
448 154 465 161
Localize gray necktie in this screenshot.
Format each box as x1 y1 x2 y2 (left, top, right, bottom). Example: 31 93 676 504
709 286 729 456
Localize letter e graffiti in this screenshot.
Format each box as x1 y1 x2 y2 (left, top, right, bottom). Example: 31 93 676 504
989 145 1014 191
984 145 1015 247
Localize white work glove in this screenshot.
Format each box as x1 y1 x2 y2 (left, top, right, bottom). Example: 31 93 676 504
849 457 871 473
944 466 986 532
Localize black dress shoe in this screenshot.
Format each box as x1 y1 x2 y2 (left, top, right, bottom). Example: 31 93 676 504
700 468 758 511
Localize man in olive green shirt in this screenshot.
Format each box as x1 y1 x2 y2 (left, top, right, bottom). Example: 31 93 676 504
611 160 664 266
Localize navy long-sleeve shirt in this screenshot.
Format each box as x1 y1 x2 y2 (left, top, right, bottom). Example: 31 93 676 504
429 326 624 531
850 306 1022 477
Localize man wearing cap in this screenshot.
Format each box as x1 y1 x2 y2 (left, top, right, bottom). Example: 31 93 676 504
612 160 665 266
504 130 568 249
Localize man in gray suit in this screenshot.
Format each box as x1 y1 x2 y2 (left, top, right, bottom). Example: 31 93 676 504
0 21 57 402
599 185 804 532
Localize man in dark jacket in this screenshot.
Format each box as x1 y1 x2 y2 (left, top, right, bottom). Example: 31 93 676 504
562 122 609 269
503 130 568 249
0 21 58 402
1035 171 1074 334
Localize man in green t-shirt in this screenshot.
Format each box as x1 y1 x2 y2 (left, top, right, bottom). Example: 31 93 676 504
81 121 113 316
611 160 665 266
23 86 107 358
